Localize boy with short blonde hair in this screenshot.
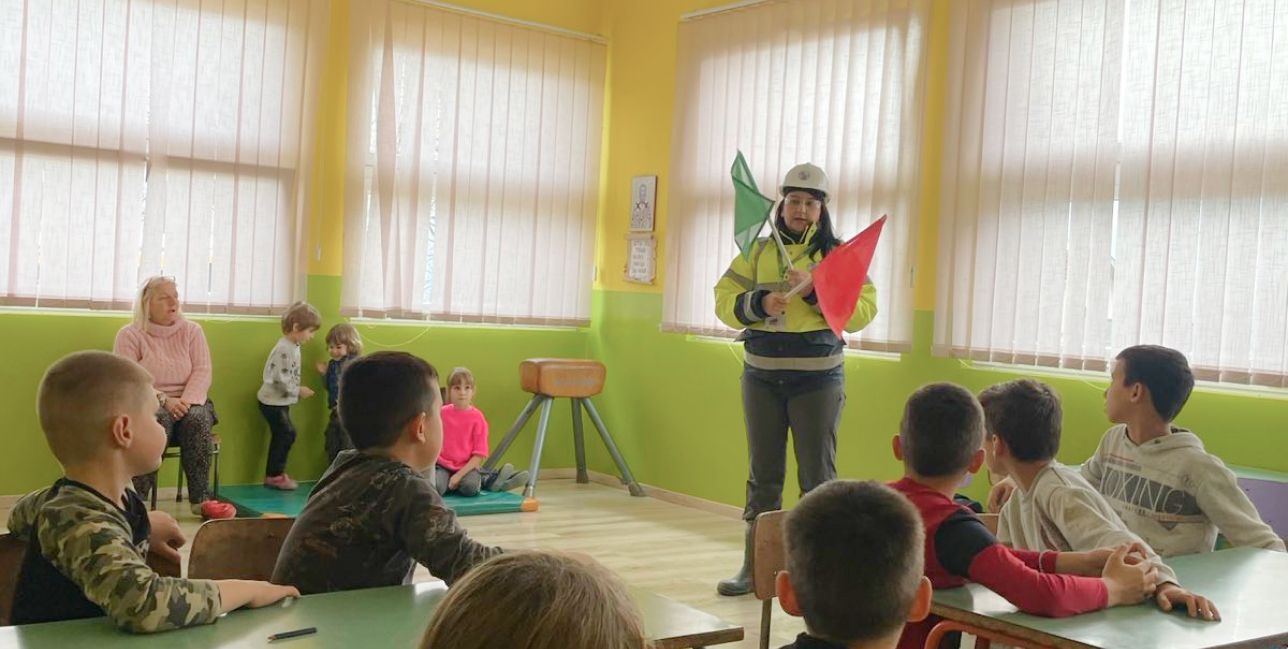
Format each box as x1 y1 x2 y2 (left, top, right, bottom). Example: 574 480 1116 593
9 351 296 632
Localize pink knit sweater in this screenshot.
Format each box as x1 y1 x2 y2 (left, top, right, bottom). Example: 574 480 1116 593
113 318 213 404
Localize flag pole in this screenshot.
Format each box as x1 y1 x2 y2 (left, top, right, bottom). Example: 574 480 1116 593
765 198 793 272
783 277 813 300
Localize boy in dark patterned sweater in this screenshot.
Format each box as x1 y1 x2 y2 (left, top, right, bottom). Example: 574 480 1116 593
273 351 500 594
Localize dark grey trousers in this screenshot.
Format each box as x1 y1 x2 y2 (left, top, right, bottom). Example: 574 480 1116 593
433 465 482 497
741 368 845 521
323 409 354 463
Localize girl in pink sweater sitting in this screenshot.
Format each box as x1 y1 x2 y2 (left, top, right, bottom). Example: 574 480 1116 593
114 276 234 519
435 367 527 496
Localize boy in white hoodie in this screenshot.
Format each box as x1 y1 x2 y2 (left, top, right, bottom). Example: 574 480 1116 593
990 345 1284 557
981 378 1218 620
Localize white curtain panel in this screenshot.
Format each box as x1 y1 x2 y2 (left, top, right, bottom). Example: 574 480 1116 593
937 0 1288 387
0 0 327 313
663 0 929 351
341 0 605 325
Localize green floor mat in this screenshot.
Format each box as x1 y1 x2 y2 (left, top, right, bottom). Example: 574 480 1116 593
218 481 536 518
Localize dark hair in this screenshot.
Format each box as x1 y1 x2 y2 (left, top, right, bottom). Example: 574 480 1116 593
776 187 841 258
785 480 925 644
339 351 439 449
899 383 984 477
978 380 1062 462
1116 345 1194 422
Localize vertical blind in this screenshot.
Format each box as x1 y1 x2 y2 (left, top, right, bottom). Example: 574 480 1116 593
0 0 327 312
936 0 1288 387
663 0 930 350
341 0 605 325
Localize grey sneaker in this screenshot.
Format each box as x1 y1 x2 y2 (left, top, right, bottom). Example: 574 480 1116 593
484 463 516 491
493 468 530 492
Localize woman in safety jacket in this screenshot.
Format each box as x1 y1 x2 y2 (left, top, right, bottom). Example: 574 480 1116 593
713 162 878 596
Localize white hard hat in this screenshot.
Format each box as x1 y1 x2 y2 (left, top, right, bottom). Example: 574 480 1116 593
781 163 829 201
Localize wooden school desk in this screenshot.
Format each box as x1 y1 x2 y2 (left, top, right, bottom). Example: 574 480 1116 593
929 547 1288 649
0 582 743 648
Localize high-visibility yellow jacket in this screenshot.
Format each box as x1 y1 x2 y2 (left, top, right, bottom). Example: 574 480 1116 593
713 223 877 371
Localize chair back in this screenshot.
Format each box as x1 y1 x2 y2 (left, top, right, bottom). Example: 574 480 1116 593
0 534 27 626
752 510 788 649
188 517 295 581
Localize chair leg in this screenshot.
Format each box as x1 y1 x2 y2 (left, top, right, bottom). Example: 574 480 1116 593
212 448 220 499
523 397 555 499
759 598 773 649
176 457 185 503
150 475 158 511
581 397 645 497
485 395 544 471
571 399 589 484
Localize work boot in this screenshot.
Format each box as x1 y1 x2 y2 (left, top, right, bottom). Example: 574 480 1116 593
716 521 755 596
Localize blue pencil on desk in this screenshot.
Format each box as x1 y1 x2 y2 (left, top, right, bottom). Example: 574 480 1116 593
268 627 317 642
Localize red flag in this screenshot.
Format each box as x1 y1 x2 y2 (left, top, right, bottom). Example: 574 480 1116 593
812 215 887 337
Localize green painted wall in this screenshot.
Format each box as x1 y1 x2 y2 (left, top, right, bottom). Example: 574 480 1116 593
4 283 1286 506
0 275 587 496
586 290 1288 508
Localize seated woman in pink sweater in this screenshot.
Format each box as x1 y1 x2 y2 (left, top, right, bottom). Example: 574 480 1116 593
114 276 234 519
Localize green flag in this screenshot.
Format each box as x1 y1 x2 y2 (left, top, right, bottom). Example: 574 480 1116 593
731 150 774 259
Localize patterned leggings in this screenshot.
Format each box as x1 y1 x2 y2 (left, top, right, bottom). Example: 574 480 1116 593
132 402 215 505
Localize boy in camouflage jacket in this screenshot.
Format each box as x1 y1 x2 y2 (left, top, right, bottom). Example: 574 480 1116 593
8 351 297 632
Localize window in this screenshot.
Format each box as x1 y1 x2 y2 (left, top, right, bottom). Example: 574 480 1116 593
936 0 1288 387
662 0 930 351
0 0 326 312
340 0 605 325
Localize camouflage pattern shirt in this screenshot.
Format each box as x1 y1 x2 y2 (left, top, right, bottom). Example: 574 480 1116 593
7 479 222 632
272 450 502 594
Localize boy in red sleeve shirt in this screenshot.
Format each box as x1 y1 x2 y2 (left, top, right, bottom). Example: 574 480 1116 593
889 383 1158 649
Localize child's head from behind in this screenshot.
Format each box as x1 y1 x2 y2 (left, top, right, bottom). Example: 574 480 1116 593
38 351 166 476
419 551 647 649
979 379 1062 474
325 323 362 360
447 367 475 409
895 383 985 480
778 480 931 647
339 351 441 469
1106 345 1194 424
280 301 321 341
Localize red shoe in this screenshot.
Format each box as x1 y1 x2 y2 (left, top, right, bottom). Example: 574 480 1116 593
192 500 236 520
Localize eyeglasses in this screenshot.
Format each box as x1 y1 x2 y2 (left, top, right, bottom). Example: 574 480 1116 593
785 197 822 210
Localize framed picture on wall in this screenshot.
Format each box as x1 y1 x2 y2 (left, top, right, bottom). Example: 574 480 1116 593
624 233 655 285
630 175 657 232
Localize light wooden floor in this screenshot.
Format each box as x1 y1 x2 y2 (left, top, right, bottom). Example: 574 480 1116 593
2 478 804 648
